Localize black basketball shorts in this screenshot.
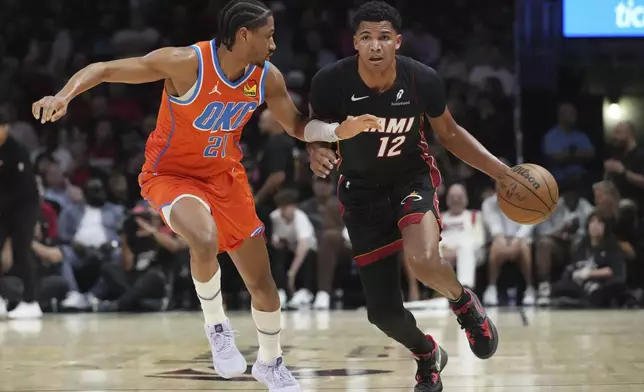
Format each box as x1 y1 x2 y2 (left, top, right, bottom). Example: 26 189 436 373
337 169 441 268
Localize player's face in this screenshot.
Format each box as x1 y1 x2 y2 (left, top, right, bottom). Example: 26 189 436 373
243 16 276 67
354 21 401 71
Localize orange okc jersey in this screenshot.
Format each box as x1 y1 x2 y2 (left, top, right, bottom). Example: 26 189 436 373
141 39 269 181
139 39 269 252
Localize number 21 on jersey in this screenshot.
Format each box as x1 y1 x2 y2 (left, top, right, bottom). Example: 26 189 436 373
203 134 229 158
377 136 405 157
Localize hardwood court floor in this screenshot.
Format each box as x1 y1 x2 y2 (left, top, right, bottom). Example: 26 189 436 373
1 308 644 391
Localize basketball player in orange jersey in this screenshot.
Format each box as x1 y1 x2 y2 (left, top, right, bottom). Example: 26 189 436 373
31 1 380 390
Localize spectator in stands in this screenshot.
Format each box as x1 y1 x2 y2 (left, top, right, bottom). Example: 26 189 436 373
300 175 335 236
402 22 441 67
439 184 486 290
481 194 536 305
551 212 627 307
313 196 351 310
534 181 594 305
468 46 514 96
270 189 317 309
1 220 70 312
58 178 124 310
43 162 78 212
604 121 644 215
542 102 595 183
95 205 186 312
255 109 295 210
592 180 637 258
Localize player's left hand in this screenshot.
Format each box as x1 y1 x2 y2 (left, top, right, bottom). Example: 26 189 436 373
335 114 381 140
307 142 337 178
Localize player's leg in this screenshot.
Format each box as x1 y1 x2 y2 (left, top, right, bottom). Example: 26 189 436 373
219 170 299 391
228 236 300 391
6 204 42 319
162 196 247 378
394 176 498 360
339 182 446 392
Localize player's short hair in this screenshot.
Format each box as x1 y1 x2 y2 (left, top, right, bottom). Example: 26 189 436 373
274 188 299 207
352 1 402 33
217 0 272 50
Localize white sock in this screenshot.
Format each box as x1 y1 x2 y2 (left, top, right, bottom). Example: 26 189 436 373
251 306 282 363
193 269 227 325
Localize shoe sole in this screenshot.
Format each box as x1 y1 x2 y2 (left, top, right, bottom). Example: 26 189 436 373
214 356 248 379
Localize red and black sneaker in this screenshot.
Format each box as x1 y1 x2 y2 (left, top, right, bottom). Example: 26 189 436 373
452 288 499 359
413 336 448 392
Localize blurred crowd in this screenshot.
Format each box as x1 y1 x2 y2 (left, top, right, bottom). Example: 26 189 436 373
1 0 642 319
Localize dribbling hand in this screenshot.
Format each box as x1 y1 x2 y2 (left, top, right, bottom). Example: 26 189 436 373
334 114 381 140
307 142 338 178
32 96 69 124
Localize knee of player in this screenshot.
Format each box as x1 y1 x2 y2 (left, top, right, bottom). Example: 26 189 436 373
187 230 219 260
245 275 278 298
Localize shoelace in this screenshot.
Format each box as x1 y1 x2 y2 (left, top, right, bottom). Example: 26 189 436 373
267 362 297 387
456 305 487 338
208 328 236 353
415 357 439 386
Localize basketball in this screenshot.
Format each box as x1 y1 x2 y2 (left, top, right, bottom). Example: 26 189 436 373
497 163 559 225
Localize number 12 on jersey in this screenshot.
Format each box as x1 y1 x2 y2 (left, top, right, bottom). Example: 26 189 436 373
377 136 406 157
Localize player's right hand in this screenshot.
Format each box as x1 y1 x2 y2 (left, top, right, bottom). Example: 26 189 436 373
335 114 381 140
307 142 337 178
32 95 69 124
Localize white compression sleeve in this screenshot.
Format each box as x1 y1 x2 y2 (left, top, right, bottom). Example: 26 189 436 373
303 119 341 142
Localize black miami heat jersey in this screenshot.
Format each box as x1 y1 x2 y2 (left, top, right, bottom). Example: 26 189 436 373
309 55 447 184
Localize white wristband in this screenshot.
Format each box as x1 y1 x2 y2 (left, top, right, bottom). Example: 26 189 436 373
303 119 340 142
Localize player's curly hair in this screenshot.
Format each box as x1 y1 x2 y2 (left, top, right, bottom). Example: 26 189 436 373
217 0 272 50
351 1 402 33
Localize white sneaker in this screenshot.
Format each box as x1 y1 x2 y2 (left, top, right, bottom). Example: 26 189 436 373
537 282 551 306
61 291 90 310
205 320 247 378
288 289 313 309
0 297 7 318
252 355 301 392
278 290 288 310
483 285 498 306
313 291 330 310
8 302 43 319
523 286 536 306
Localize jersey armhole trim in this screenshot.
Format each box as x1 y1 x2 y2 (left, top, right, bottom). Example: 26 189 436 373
167 44 203 106
259 61 270 105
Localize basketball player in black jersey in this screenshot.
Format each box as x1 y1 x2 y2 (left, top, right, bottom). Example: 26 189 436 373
307 2 511 391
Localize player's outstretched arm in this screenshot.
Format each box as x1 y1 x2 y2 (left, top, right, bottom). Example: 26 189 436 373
417 64 510 181
263 63 381 142
32 47 197 123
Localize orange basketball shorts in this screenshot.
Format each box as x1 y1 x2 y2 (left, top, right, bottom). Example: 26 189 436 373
139 168 264 252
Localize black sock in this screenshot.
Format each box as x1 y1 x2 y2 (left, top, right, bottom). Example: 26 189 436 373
411 334 436 357
449 286 470 308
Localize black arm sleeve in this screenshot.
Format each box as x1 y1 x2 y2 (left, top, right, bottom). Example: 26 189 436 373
308 64 343 122
414 62 447 119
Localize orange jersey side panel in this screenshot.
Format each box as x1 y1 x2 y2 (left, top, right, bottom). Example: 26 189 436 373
140 39 269 182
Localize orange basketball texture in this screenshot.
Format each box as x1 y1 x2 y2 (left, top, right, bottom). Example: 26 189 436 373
497 163 559 225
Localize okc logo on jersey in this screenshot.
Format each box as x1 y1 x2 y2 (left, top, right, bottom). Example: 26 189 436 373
193 101 259 132
243 80 258 97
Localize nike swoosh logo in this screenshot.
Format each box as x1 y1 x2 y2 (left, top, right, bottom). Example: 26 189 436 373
351 95 369 101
